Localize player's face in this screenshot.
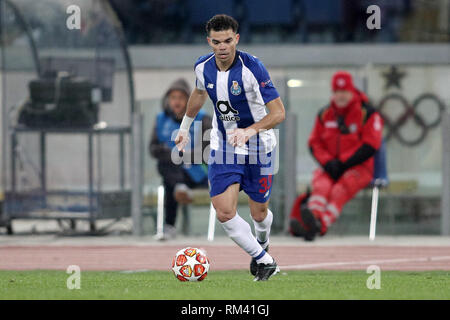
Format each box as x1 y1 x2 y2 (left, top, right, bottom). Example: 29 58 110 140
168 90 188 118
207 29 240 64
333 90 354 108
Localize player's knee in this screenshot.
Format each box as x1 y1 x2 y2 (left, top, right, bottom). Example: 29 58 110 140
215 208 236 223
249 198 269 222
250 207 267 222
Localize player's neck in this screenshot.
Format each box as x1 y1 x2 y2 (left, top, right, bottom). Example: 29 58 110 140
215 50 237 72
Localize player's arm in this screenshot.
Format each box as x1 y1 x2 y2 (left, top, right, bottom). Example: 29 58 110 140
249 97 285 132
228 97 285 147
186 88 208 118
175 88 208 152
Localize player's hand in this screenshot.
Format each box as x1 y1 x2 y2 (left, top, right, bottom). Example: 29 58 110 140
227 128 255 148
174 129 189 152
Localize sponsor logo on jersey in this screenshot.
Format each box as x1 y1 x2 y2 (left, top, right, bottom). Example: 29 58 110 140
260 79 272 88
207 83 214 89
230 81 242 96
216 101 240 121
349 123 357 133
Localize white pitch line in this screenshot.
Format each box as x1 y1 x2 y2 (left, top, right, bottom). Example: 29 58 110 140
279 256 450 270
119 269 152 274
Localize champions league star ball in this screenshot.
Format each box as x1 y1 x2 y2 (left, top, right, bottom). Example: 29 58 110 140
172 247 210 282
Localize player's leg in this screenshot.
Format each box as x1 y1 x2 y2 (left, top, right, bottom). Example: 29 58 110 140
248 198 273 276
212 183 273 267
249 198 272 250
241 156 279 280
321 165 373 234
245 152 275 249
212 182 239 222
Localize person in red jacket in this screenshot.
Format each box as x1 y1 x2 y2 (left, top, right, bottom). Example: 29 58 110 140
291 71 383 240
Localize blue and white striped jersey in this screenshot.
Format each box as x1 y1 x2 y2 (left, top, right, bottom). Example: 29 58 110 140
194 50 279 155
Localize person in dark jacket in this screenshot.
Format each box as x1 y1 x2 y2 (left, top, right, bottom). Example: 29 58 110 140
149 78 212 239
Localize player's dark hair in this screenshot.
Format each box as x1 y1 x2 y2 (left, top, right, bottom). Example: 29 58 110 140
206 14 239 35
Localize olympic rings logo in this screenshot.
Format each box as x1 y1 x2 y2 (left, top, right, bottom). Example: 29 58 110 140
377 93 446 147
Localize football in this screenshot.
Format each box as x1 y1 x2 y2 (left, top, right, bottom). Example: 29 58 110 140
171 247 210 282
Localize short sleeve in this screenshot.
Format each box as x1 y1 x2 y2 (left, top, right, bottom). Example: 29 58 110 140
253 60 279 104
194 65 206 91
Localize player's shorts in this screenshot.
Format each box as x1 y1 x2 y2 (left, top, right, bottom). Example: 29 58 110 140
207 149 276 203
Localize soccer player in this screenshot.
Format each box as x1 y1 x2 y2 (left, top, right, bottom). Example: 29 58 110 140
174 14 285 281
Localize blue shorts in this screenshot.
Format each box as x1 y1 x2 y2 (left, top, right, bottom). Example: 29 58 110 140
208 149 276 203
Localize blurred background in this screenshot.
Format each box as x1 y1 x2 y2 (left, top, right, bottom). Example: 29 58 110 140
0 0 449 237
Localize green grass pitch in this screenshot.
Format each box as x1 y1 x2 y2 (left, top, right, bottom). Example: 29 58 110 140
1 270 449 300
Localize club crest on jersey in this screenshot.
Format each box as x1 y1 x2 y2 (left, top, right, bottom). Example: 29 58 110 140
230 81 242 96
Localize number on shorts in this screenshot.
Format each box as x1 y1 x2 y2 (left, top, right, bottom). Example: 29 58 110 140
258 175 272 193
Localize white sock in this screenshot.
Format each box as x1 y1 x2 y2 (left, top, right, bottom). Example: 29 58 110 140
252 209 273 250
220 212 273 263
256 251 274 264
